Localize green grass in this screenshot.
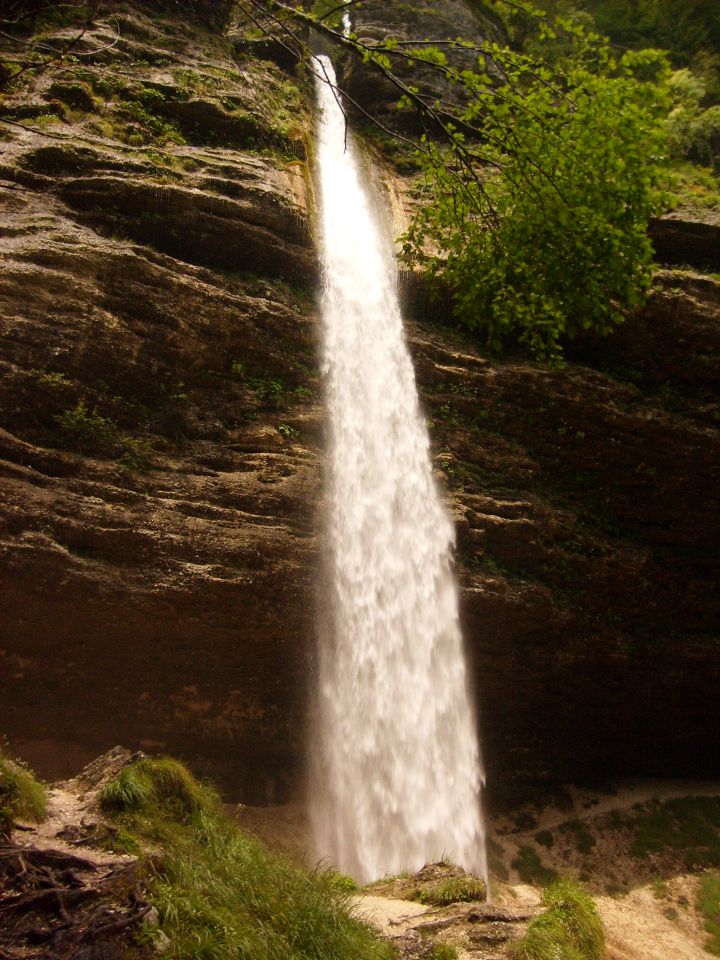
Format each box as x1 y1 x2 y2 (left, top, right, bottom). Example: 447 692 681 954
698 872 720 956
510 880 604 960
630 797 720 868
0 751 47 833
512 845 558 886
428 946 458 960
101 757 392 960
416 875 487 905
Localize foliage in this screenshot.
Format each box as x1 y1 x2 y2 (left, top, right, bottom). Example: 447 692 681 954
0 751 47 834
416 874 487 905
510 879 604 960
512 845 558 885
667 69 720 169
698 872 720 956
630 796 720 868
573 0 720 68
101 758 392 960
401 42 670 361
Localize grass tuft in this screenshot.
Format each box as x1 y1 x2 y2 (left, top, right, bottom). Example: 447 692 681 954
99 757 215 820
101 758 392 960
0 751 47 833
416 875 487 905
511 879 604 960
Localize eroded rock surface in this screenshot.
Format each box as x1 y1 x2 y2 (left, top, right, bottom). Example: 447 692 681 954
0 3 320 801
0 2 718 810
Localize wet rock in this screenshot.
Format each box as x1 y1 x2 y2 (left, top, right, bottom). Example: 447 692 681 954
650 208 720 271
339 0 504 136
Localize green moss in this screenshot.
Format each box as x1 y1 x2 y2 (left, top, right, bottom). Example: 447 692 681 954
698 872 720 956
101 758 392 960
512 846 558 886
0 752 47 833
115 100 187 146
511 880 604 960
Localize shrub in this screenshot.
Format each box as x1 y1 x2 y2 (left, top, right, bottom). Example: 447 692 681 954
401 42 670 362
511 879 604 960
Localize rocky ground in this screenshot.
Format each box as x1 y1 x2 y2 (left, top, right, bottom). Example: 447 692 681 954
237 780 720 959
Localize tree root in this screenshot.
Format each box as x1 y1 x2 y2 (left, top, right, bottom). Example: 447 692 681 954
0 838 148 959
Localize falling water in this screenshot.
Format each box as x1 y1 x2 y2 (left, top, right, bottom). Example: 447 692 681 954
310 56 487 885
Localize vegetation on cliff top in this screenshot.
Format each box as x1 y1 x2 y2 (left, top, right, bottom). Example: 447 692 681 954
100 757 392 960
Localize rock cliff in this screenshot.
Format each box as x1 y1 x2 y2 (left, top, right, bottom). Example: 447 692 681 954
0 1 718 810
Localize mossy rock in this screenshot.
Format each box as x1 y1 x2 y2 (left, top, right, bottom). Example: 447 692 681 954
46 80 97 112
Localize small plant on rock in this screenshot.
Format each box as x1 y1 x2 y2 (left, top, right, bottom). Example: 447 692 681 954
55 400 118 453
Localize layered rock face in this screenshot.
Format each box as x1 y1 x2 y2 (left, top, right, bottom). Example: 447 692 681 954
407 272 720 805
0 3 321 801
0 1 718 810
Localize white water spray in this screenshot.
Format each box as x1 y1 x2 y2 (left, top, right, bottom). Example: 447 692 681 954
310 56 487 885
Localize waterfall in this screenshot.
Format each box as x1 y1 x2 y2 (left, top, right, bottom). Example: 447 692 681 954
310 55 487 885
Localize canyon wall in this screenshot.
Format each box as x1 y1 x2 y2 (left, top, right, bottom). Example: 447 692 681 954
0 1 718 808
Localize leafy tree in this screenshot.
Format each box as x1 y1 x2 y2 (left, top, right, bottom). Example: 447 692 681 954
400 44 671 360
